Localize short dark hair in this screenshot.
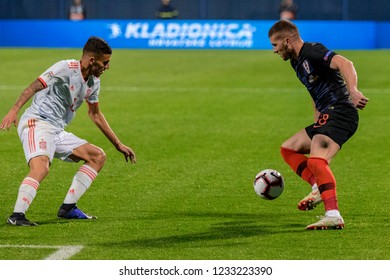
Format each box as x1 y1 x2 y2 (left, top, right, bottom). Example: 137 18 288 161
83 36 112 55
268 20 299 39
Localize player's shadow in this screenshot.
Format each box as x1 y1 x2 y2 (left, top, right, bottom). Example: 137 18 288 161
99 211 303 249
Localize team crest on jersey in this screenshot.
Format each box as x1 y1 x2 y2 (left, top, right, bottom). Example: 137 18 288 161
39 139 47 150
85 88 92 99
303 60 311 74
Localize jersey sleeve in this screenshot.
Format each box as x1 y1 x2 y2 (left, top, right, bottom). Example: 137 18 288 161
38 60 69 88
86 88 99 104
309 43 337 68
85 77 100 105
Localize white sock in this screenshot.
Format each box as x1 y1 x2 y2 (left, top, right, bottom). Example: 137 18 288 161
63 165 98 204
326 210 341 217
13 177 40 214
311 183 318 192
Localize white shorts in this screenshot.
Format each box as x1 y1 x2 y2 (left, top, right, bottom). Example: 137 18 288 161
18 118 88 164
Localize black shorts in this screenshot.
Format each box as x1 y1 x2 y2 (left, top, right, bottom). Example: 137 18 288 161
305 103 359 148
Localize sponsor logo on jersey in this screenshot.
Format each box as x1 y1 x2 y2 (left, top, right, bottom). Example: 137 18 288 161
43 71 54 79
308 75 318 84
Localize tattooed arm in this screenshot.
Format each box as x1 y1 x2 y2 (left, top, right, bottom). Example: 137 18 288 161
0 79 45 130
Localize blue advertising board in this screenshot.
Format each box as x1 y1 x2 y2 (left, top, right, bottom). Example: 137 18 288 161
0 20 389 50
107 20 263 49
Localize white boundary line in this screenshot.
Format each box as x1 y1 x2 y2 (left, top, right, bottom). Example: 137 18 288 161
0 244 84 260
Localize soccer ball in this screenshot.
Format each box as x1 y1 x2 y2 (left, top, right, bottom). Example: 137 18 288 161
253 169 285 200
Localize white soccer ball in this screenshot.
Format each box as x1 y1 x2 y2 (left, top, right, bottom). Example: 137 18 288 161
253 169 285 200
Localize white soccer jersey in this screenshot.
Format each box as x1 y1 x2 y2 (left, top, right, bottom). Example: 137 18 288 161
21 59 100 129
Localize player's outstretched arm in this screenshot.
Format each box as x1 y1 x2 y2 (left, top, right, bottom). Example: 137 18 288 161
330 55 369 110
0 109 19 131
0 79 44 131
86 102 136 163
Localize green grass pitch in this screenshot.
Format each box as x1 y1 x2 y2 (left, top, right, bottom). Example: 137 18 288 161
0 48 389 260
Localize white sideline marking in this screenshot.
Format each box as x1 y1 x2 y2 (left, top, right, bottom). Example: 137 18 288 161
0 245 84 260
44 245 84 260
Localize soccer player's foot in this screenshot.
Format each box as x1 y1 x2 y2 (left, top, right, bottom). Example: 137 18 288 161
57 206 96 219
298 190 322 211
306 215 344 230
7 213 38 226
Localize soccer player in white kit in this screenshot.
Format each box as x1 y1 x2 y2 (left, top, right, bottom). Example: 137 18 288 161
0 36 136 226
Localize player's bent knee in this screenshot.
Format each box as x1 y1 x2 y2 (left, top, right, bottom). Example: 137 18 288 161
98 148 107 164
281 139 301 151
28 155 51 179
92 147 106 167
280 146 297 158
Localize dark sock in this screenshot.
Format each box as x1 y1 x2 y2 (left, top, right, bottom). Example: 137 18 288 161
60 203 76 211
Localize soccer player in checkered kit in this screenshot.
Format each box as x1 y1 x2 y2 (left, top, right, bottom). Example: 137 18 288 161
268 20 369 229
0 36 136 226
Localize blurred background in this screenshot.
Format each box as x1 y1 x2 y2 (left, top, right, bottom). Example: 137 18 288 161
0 0 389 21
